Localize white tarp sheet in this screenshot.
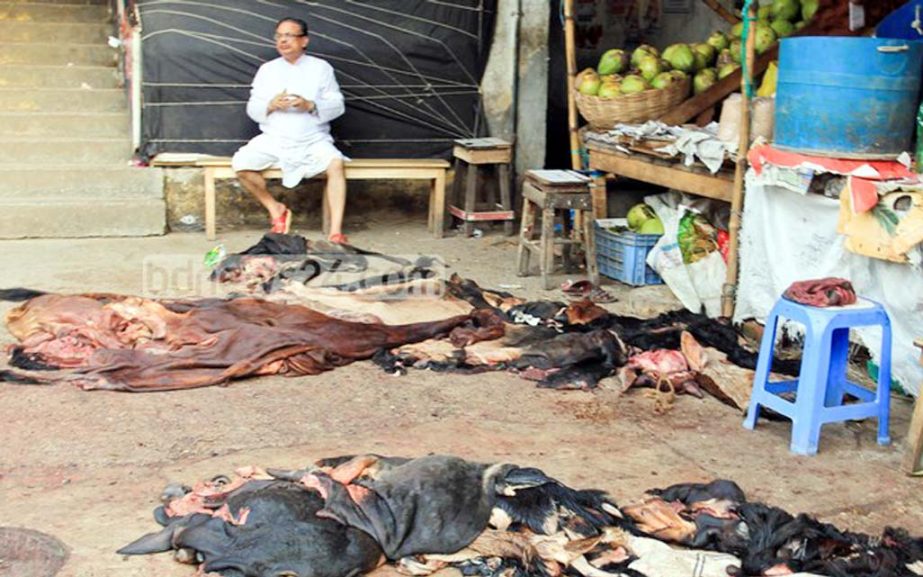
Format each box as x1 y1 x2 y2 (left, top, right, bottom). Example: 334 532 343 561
735 170 923 396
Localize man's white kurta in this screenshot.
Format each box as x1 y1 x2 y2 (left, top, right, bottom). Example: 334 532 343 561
232 54 347 187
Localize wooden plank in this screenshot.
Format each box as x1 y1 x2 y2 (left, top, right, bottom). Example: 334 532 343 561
196 157 450 169
699 0 739 24
453 145 513 165
659 44 778 126
526 169 591 185
903 338 923 475
453 137 511 149
588 148 733 203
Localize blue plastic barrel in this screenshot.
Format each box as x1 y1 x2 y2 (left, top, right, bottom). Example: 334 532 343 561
876 0 923 41
774 36 923 158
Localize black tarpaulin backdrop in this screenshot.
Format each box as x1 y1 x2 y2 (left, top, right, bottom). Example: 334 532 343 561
138 0 496 160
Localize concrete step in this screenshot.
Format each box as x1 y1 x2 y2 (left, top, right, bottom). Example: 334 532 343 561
0 165 162 196
0 42 117 67
0 21 108 43
0 2 109 23
0 137 131 164
0 88 126 112
0 166 165 238
0 112 128 137
0 64 120 89
0 195 166 238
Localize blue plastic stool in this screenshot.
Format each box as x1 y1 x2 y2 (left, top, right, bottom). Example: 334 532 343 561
743 297 892 455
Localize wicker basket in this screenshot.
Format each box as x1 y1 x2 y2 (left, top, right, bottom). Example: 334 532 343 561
574 77 691 129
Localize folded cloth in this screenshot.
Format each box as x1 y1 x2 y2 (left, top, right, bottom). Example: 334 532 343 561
783 277 857 307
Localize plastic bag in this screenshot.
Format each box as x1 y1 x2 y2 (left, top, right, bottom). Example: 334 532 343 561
686 251 726 318
646 209 704 313
757 61 777 97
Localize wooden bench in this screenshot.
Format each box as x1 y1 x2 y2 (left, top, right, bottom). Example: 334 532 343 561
196 157 450 240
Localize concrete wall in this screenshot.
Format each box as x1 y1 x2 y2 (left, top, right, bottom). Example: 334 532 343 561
482 0 550 175
649 2 729 47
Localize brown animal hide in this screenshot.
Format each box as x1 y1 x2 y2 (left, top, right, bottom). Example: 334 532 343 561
3 294 477 391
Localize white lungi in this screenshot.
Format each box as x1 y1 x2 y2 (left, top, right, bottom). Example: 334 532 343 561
232 133 346 189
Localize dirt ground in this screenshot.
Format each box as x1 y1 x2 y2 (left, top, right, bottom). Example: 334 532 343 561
0 216 920 577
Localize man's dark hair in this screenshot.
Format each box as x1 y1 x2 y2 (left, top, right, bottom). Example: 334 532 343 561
276 17 308 37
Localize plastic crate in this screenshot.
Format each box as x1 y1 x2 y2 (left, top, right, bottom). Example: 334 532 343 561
594 221 663 286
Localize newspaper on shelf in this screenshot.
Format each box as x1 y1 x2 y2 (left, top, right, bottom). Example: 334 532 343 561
585 121 734 174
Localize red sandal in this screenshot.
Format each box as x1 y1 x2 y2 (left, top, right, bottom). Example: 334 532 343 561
270 208 291 234
328 233 349 244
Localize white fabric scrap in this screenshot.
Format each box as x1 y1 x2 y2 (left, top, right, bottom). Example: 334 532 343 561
627 535 740 577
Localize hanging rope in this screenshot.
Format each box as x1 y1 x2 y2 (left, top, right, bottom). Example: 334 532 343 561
740 0 755 98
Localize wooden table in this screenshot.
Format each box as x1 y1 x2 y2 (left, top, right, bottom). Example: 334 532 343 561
904 338 923 475
586 143 734 204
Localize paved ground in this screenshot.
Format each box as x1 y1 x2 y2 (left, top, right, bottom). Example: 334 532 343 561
0 217 920 577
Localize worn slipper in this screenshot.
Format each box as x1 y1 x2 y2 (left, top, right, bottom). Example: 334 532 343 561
328 233 349 244
270 208 291 235
561 279 594 296
587 287 617 304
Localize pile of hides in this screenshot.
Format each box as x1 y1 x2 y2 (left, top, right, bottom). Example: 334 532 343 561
0 235 796 403
0 290 500 391
119 454 923 577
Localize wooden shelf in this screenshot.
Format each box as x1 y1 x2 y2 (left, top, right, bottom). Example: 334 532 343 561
587 144 734 203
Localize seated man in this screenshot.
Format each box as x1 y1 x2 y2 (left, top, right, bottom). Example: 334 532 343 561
232 16 348 243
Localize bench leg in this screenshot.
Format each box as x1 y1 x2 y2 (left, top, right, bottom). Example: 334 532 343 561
205 168 217 240
582 211 599 285
431 171 446 239
517 197 535 277
463 163 478 237
541 207 555 290
499 163 514 236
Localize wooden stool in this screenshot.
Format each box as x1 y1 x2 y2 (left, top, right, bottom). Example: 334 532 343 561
517 170 600 290
449 137 515 236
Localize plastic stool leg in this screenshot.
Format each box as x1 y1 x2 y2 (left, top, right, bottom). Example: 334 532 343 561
824 328 850 407
744 308 781 430
877 317 893 446
789 328 827 455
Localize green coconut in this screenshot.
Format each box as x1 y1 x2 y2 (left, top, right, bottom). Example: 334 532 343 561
597 80 622 99
631 44 660 68
693 68 718 94
706 31 729 52
771 0 801 22
620 74 650 94
637 54 663 81
627 203 657 230
663 43 696 73
729 39 742 64
577 68 601 95
802 0 818 21
597 48 629 75
693 43 717 67
651 71 679 90
754 22 778 54
718 63 740 79
638 217 665 235
770 18 795 37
